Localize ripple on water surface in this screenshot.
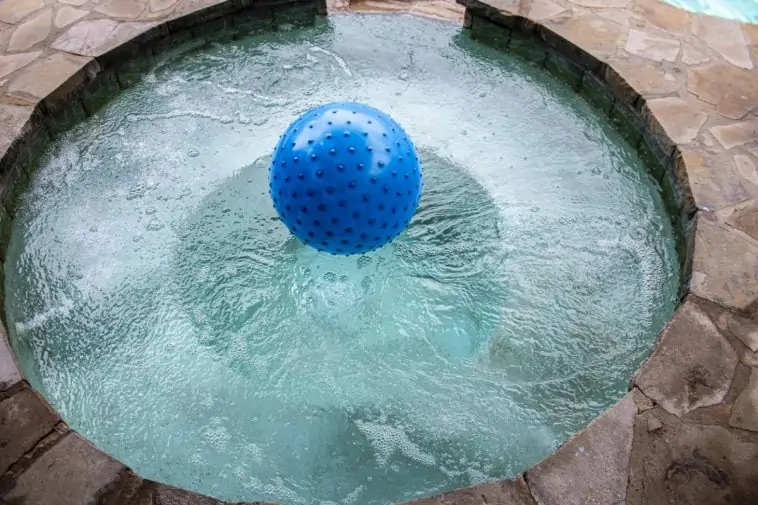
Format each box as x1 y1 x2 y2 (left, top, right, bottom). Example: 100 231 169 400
5 14 679 505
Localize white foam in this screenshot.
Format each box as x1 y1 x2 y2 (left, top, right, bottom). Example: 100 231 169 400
15 298 74 333
355 420 436 467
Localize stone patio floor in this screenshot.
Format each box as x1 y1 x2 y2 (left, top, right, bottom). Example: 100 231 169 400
1 0 758 503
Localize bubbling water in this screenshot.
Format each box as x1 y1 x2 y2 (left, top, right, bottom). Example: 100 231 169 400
5 13 679 505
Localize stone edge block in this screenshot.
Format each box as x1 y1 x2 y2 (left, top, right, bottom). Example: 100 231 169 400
632 298 739 417
0 318 21 391
526 393 636 505
0 431 126 505
399 475 537 505
0 386 60 475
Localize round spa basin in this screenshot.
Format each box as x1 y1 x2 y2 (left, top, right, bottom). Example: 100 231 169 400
5 13 679 505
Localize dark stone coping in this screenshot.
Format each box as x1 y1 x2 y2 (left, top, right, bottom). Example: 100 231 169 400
1 0 758 504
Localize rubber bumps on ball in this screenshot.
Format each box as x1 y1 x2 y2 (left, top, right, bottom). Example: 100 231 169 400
269 102 423 255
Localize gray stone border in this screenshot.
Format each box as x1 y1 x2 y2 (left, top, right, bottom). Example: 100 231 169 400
1 0 758 504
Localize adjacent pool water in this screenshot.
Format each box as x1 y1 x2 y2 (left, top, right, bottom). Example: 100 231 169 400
5 13 680 505
664 0 758 23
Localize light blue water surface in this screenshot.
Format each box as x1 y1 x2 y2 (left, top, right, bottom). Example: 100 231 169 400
6 14 679 505
664 0 758 23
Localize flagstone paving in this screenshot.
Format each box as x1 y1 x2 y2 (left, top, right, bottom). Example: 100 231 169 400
0 0 757 503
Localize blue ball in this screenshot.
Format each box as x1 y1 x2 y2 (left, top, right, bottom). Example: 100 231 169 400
269 102 423 255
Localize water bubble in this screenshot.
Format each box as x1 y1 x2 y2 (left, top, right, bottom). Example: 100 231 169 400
188 148 200 157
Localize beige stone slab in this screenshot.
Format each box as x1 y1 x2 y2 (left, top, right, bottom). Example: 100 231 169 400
52 18 157 56
683 150 758 211
721 198 758 242
569 0 629 7
400 476 537 505
94 0 147 18
0 101 34 154
731 368 758 432
744 349 758 367
634 0 689 33
546 15 624 59
691 216 758 313
149 0 179 13
633 301 738 417
608 58 682 96
693 14 753 70
527 393 635 505
688 63 758 120
645 96 709 146
527 0 567 21
7 50 92 103
0 388 60 475
628 416 758 504
7 7 51 51
1 432 125 505
0 322 21 391
0 49 40 80
54 5 88 28
742 23 758 46
51 18 120 54
0 0 44 24
681 43 709 65
625 28 680 62
710 119 758 150
59 0 88 5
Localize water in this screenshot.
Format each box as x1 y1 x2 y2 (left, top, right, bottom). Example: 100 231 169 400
663 0 758 23
5 14 679 505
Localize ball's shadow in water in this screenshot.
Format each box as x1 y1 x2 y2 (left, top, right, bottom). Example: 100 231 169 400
168 148 526 503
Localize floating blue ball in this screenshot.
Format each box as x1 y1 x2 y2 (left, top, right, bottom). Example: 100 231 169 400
269 102 423 255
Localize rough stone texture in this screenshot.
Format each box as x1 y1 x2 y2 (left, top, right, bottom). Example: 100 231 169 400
709 119 758 150
7 51 92 101
153 484 222 505
150 0 179 13
624 28 680 62
633 300 738 417
0 431 126 505
544 16 622 59
633 0 689 33
730 368 758 432
681 44 709 65
722 198 758 242
526 393 635 505
688 63 758 120
628 414 758 504
0 328 21 391
0 101 33 157
95 0 148 18
692 15 753 70
526 0 565 21
402 476 536 505
744 349 758 368
647 416 663 432
681 149 758 212
0 387 60 475
722 303 758 351
52 18 125 54
0 0 44 24
7 7 52 51
645 96 708 146
0 50 41 79
691 217 758 314
55 6 89 28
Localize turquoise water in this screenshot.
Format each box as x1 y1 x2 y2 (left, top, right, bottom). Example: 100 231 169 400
6 14 679 505
664 0 758 22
